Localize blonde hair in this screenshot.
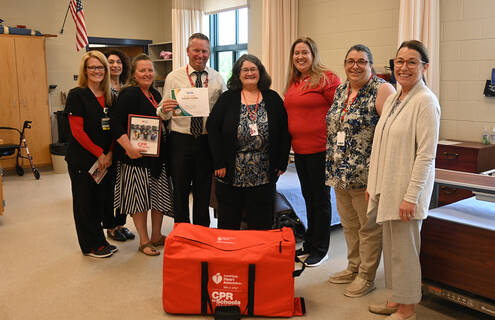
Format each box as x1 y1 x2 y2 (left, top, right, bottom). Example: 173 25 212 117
123 53 154 89
284 37 330 93
78 51 112 104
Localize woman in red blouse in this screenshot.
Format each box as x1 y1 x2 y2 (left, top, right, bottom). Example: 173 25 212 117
65 51 116 258
284 37 340 267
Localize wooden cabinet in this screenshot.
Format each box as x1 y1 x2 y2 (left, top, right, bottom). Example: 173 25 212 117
148 42 172 91
435 141 495 206
0 35 51 169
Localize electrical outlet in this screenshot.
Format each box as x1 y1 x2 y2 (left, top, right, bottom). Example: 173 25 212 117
74 75 78 81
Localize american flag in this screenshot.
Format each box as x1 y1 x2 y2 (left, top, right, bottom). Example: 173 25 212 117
69 0 88 51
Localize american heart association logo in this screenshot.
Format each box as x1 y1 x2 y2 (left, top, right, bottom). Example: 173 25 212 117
212 273 222 284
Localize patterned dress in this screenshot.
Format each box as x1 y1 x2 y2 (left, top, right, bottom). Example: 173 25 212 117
232 101 270 187
325 76 385 189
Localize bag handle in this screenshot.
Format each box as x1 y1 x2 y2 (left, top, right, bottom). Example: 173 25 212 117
201 261 213 314
293 256 306 277
247 264 255 316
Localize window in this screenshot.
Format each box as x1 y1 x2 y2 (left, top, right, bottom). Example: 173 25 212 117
209 7 248 82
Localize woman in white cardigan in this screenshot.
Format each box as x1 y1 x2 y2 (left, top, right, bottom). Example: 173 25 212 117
366 40 440 320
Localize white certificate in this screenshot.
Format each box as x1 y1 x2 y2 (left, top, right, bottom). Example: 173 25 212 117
171 88 209 117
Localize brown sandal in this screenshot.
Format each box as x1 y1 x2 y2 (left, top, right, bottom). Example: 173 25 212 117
151 235 166 247
138 242 160 256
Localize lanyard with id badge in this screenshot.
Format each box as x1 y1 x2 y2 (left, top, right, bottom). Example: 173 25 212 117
242 90 260 136
101 107 111 131
337 85 358 149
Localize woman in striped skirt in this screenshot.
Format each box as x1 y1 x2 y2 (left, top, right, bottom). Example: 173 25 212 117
111 54 174 256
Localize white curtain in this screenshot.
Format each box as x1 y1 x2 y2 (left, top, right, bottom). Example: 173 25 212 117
398 0 440 96
171 0 204 70
261 0 298 95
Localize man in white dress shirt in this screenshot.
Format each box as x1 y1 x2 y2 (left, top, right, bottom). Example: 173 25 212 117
157 33 227 227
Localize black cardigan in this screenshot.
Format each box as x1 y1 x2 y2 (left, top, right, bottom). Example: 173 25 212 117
206 89 291 184
110 86 165 176
64 87 113 170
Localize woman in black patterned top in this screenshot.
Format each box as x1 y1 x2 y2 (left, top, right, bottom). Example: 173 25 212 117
105 50 130 96
207 54 291 230
103 49 134 242
325 44 395 297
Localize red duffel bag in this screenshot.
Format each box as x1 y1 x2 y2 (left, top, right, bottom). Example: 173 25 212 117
162 223 306 318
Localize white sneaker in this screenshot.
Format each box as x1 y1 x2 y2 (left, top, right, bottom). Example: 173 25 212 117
304 254 328 267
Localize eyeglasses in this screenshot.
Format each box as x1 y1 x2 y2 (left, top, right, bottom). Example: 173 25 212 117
344 59 368 67
394 58 425 68
241 67 258 73
86 65 105 71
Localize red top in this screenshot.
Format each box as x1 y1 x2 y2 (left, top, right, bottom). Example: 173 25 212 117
284 71 340 154
68 95 108 158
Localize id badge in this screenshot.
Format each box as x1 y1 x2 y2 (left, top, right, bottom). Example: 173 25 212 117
337 131 345 146
101 117 110 131
249 123 259 136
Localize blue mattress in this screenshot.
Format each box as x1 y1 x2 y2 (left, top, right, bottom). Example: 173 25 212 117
0 25 42 36
429 197 495 231
275 163 341 228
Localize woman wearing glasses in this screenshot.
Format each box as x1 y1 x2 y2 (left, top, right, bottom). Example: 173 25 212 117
65 51 117 258
284 37 340 267
207 54 290 230
367 40 440 320
326 44 395 297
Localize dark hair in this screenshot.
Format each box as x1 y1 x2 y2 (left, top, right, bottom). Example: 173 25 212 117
187 33 210 47
396 40 430 84
397 40 429 63
227 54 272 91
123 53 153 89
104 49 130 84
345 44 376 74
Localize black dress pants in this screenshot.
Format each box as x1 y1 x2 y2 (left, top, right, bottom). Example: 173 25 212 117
294 152 331 257
100 165 126 229
168 132 212 227
215 181 275 230
68 164 110 253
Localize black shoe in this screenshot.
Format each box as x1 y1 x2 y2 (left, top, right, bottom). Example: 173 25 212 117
106 244 118 253
84 246 113 258
107 229 127 242
120 227 135 240
304 253 328 267
296 247 311 258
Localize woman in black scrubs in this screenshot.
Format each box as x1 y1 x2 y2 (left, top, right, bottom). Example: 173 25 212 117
65 50 116 258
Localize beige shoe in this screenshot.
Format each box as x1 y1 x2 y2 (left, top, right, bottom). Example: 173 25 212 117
385 313 416 320
368 302 399 315
328 269 357 284
343 276 375 297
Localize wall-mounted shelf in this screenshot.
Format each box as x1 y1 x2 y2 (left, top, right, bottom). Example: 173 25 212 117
148 42 172 90
483 80 495 97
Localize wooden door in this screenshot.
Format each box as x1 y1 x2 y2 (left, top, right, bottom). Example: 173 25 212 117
14 36 51 166
0 36 21 169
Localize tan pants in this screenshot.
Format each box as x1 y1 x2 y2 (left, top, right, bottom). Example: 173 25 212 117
382 219 422 304
334 188 382 281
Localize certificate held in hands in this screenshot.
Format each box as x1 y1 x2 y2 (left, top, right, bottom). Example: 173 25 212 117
171 88 209 117
128 114 162 157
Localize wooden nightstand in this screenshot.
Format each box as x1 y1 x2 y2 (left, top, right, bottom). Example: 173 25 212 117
436 141 495 206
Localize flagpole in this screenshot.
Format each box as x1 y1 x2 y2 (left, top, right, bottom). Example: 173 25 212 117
59 0 71 34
